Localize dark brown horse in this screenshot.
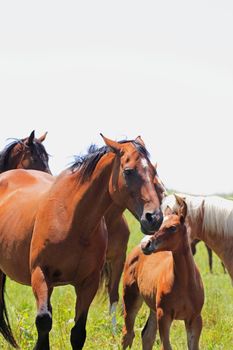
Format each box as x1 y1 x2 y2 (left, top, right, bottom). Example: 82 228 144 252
0 135 164 349
122 197 204 350
0 130 51 348
0 130 50 173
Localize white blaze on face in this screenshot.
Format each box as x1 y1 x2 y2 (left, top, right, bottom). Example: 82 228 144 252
141 158 151 182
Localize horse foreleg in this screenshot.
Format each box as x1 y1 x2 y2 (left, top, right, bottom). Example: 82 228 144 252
141 309 157 350
157 310 172 350
70 271 100 350
122 282 143 349
31 267 53 350
185 315 202 350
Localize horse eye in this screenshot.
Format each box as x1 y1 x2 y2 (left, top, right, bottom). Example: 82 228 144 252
123 168 135 176
168 225 177 233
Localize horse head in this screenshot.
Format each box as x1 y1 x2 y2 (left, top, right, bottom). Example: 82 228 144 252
2 130 51 173
140 195 187 254
101 134 164 234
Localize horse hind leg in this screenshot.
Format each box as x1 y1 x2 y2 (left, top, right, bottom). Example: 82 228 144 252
122 282 143 349
141 309 157 350
70 270 100 350
205 244 213 273
0 270 18 348
31 266 53 350
108 257 126 332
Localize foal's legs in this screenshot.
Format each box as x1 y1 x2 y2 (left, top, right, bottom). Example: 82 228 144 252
31 267 53 350
122 283 143 349
157 310 172 350
185 315 202 350
141 309 157 350
70 271 100 350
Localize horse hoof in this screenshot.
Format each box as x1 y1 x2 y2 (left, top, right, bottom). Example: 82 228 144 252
36 312 52 334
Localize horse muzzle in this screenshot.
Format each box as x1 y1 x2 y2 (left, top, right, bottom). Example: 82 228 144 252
140 208 163 235
140 236 155 255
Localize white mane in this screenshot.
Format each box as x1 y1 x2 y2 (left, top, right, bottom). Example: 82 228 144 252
162 194 233 238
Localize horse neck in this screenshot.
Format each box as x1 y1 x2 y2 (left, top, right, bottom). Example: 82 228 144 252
72 153 117 237
104 202 124 225
172 233 198 288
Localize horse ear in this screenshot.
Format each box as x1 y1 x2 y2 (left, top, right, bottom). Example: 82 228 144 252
174 194 187 222
100 134 122 153
135 135 145 147
164 205 173 216
27 130 35 145
38 132 48 143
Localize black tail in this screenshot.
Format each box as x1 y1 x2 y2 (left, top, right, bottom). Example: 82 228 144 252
0 272 18 348
98 261 111 300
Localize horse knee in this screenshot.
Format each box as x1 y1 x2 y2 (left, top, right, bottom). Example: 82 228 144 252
35 311 52 334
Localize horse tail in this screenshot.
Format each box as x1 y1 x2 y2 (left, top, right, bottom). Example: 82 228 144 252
0 271 18 348
98 261 111 300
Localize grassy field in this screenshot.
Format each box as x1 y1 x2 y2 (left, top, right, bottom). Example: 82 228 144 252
1 211 233 349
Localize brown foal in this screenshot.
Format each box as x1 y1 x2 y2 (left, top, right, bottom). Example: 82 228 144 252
122 197 204 350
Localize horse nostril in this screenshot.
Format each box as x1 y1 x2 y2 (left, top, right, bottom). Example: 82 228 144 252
145 212 154 223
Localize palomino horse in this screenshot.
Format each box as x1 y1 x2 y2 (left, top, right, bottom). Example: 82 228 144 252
0 135 164 349
0 130 51 173
190 238 226 273
101 163 166 330
122 197 204 350
162 194 232 278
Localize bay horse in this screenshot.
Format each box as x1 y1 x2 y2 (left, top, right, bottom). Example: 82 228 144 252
122 196 204 350
162 193 233 279
100 163 166 330
0 135 164 349
0 130 51 173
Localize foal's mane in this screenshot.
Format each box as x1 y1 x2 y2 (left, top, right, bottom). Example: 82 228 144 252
0 138 49 172
71 139 150 184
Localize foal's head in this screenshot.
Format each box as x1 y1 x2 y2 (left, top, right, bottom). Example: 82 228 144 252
0 130 51 173
141 196 187 254
101 135 164 234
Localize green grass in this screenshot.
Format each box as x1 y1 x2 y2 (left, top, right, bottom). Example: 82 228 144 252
1 211 233 349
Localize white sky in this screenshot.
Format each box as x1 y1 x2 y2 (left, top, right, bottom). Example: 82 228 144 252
0 1 233 195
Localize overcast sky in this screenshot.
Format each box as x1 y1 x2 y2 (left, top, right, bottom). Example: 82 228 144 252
0 1 233 195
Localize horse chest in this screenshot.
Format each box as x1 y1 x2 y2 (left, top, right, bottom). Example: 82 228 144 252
158 288 196 320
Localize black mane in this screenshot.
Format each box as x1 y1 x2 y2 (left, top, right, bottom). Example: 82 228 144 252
70 139 150 183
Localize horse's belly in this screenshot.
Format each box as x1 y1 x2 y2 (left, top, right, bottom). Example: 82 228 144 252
0 227 33 285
